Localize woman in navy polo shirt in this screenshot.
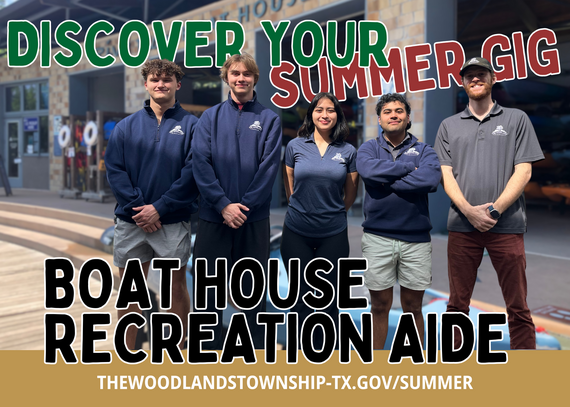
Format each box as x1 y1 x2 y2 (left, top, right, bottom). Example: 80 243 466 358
281 92 359 347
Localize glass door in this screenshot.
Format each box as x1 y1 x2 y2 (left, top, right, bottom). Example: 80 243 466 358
6 119 22 188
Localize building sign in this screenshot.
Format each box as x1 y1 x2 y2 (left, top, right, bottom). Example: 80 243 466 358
212 0 309 23
23 117 39 131
96 39 120 58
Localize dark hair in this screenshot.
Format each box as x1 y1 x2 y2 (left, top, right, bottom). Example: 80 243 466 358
298 92 350 143
376 93 412 130
220 53 260 85
141 59 184 82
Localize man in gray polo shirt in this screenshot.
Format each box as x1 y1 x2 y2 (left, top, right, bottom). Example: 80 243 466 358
434 57 544 349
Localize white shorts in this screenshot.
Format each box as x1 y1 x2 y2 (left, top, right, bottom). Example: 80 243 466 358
361 232 432 291
113 218 190 268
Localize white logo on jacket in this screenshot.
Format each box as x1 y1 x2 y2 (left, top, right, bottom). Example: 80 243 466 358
332 153 345 163
492 125 508 136
249 121 262 131
404 147 419 156
169 125 184 135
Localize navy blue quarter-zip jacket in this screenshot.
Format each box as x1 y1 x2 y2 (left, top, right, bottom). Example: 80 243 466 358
357 133 441 242
193 93 282 223
105 100 199 224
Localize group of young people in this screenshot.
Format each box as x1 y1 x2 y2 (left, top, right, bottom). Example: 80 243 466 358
106 54 543 352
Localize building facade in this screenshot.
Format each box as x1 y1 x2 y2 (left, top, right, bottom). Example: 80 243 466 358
2 0 569 233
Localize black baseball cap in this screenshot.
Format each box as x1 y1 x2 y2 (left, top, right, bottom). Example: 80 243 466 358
459 57 494 76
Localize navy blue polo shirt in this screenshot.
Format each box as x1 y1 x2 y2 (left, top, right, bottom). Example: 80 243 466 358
284 134 357 238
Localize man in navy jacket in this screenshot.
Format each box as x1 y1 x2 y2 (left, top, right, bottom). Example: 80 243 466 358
106 59 199 350
193 53 282 349
357 93 441 350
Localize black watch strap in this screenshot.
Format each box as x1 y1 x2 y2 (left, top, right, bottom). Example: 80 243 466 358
488 205 501 220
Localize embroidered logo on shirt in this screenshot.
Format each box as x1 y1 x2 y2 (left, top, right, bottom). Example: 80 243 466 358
249 121 263 131
169 125 184 135
404 147 419 156
331 153 345 163
492 125 508 136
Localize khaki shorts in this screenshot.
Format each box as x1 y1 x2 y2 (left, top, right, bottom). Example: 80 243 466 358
361 232 432 291
113 218 191 268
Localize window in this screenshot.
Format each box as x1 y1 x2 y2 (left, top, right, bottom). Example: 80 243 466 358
4 82 48 112
23 116 49 155
24 84 37 110
40 83 49 110
6 86 21 112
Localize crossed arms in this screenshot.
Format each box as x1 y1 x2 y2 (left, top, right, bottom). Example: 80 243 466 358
356 142 441 194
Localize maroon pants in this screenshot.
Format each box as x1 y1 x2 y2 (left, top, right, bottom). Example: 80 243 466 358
447 231 536 349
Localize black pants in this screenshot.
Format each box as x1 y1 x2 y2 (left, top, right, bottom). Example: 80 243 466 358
192 218 270 350
280 224 350 348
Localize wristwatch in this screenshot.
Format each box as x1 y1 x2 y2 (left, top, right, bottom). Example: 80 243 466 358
488 205 501 220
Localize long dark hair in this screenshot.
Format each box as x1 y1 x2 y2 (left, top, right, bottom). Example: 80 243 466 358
297 92 350 143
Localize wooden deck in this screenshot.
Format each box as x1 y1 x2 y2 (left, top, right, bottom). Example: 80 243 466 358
0 241 118 350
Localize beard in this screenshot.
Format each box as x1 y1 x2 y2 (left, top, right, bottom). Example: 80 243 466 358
464 81 493 101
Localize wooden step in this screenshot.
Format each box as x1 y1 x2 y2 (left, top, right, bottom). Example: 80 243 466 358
0 202 113 229
0 210 110 253
0 224 120 288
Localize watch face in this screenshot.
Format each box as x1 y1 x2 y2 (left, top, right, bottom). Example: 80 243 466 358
491 210 500 220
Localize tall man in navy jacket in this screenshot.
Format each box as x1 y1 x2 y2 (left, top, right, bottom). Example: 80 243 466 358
357 93 441 350
106 59 199 350
193 53 282 349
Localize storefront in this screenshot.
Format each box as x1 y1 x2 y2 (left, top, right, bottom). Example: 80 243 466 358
1 0 569 232
1 80 49 188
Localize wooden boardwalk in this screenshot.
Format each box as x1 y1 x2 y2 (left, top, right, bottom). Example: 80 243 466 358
0 241 118 350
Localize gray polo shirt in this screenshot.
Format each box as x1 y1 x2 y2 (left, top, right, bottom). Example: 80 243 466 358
434 102 544 233
385 133 411 159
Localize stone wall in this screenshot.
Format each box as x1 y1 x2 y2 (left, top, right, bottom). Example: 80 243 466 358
365 0 426 142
